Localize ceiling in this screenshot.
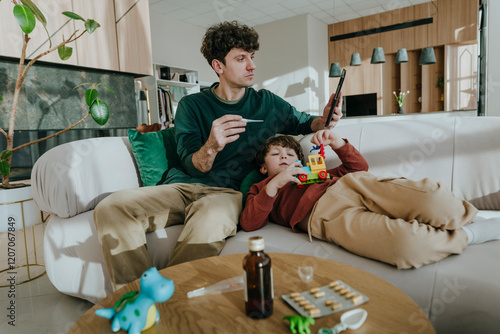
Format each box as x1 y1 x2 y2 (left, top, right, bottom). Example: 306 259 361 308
148 0 431 28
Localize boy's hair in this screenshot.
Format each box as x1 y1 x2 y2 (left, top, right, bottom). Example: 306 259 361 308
200 21 259 66
255 136 305 168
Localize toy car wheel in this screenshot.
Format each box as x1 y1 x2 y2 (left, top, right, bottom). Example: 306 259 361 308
298 174 308 182
319 171 327 180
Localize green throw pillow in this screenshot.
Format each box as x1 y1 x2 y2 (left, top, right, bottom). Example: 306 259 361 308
239 169 266 204
128 128 182 187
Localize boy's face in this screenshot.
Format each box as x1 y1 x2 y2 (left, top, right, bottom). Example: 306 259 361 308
214 48 256 88
260 145 299 176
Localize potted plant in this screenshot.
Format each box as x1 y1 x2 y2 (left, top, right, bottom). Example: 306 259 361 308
393 90 410 114
0 0 114 189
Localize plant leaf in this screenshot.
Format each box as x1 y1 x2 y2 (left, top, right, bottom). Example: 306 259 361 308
85 89 99 107
58 45 73 61
0 150 12 160
20 0 47 26
89 99 109 126
0 95 3 101
20 0 51 46
0 161 10 177
73 82 92 90
13 5 36 34
62 11 85 21
85 19 100 34
97 83 116 96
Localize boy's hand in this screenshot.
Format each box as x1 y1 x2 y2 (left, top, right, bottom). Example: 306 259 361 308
311 130 345 150
265 162 308 197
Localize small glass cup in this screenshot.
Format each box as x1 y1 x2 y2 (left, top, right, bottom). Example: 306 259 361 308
298 266 314 282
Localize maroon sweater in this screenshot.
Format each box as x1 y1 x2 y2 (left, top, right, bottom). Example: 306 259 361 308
240 141 369 232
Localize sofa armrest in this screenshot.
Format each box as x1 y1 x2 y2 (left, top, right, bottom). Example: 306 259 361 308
31 137 140 218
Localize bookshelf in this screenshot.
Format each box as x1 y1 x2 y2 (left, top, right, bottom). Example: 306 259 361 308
141 64 200 126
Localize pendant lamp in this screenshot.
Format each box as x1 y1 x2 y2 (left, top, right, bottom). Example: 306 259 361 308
350 53 361 66
329 27 342 78
419 47 436 65
370 33 385 64
371 47 385 64
329 62 342 77
419 1 437 65
396 48 409 63
350 37 361 66
395 29 408 63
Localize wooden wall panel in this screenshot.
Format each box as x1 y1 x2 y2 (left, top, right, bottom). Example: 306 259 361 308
379 10 401 54
345 17 363 35
73 0 119 71
329 0 477 114
0 1 78 65
408 51 422 113
0 0 21 58
454 0 478 43
413 4 429 50
27 2 77 65
382 54 398 115
400 7 416 51
114 0 138 21
437 0 454 44
115 0 153 75
430 46 445 112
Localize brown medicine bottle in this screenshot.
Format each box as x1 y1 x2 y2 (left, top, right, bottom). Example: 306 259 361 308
243 236 273 319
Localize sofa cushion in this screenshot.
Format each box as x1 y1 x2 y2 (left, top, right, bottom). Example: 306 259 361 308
31 137 139 218
239 169 266 202
452 117 500 209
128 128 182 186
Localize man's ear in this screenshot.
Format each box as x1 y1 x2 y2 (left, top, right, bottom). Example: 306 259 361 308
259 165 268 175
212 59 224 75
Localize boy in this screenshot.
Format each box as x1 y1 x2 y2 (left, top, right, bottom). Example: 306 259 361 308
240 130 500 269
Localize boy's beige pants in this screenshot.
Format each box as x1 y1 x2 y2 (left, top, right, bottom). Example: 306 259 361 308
94 183 241 288
309 172 477 269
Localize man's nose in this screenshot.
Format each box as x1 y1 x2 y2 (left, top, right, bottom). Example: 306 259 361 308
248 58 256 70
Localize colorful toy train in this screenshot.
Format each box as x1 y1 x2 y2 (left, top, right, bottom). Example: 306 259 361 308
297 144 330 188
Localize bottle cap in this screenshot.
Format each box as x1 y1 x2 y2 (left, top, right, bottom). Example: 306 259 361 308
248 236 265 251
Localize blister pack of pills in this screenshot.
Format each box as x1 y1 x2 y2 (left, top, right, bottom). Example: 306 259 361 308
281 280 369 318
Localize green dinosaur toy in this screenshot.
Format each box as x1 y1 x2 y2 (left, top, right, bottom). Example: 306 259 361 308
283 315 315 334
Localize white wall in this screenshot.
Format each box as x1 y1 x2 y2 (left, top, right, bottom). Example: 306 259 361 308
486 0 500 116
307 15 329 116
253 14 329 115
149 12 329 115
148 11 218 85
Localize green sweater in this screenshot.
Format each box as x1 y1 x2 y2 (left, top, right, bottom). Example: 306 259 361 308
164 83 316 190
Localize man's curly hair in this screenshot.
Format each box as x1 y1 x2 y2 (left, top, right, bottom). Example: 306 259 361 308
200 21 259 66
254 136 305 169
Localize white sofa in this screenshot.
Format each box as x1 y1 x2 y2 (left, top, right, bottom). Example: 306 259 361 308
31 114 500 333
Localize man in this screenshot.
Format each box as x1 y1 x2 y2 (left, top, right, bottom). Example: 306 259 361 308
94 21 343 290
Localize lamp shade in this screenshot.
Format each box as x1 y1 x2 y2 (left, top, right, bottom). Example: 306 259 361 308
419 47 436 65
350 53 361 66
395 48 409 63
370 47 386 64
329 63 342 77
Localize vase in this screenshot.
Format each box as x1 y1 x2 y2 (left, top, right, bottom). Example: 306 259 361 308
398 106 404 114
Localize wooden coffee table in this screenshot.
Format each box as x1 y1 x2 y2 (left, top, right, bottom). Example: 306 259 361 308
69 253 435 333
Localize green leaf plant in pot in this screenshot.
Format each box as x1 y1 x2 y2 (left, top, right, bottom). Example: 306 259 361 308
0 0 115 189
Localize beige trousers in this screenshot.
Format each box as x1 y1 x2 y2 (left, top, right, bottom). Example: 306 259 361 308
94 183 242 287
309 172 477 269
